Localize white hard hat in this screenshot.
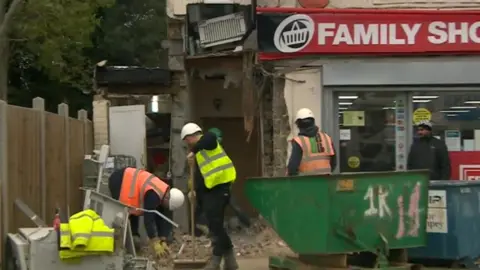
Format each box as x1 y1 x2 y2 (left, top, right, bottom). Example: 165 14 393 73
168 188 185 210
181 123 202 140
417 120 433 128
295 108 314 121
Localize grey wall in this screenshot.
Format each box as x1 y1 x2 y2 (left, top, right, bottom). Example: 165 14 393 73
322 57 480 86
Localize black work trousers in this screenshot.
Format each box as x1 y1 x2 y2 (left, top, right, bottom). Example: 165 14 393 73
129 208 172 240
202 184 233 256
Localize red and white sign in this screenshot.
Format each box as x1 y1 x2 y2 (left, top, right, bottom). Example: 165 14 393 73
258 8 480 60
449 152 480 180
459 165 480 181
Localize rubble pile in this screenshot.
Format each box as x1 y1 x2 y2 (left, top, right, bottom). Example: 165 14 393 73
170 234 212 260
231 219 294 258
142 218 294 266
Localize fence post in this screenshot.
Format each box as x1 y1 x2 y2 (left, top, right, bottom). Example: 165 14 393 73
77 109 88 154
33 97 47 221
58 103 70 217
0 100 8 268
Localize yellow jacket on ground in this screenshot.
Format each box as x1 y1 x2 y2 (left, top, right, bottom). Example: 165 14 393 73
59 209 115 259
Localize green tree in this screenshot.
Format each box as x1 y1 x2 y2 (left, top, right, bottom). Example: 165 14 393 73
9 45 93 114
0 0 114 101
91 0 167 67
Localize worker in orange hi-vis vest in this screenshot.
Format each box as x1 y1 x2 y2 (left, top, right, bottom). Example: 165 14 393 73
287 108 337 176
108 167 185 258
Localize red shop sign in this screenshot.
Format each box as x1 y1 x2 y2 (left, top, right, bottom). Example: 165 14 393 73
256 9 480 59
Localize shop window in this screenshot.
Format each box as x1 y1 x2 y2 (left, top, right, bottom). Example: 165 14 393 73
338 92 397 173
412 92 480 151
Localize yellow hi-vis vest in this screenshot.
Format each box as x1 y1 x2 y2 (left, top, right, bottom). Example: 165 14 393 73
195 141 236 189
59 209 115 259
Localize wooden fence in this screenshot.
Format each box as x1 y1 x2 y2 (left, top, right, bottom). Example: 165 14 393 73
0 97 93 266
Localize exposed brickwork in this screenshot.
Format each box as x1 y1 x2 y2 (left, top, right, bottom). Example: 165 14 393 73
92 97 110 150
260 77 274 176
272 77 290 177
167 16 190 230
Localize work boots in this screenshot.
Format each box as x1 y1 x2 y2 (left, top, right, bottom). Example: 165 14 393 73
223 249 239 270
203 256 222 270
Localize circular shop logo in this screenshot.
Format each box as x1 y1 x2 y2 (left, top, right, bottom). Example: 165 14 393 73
273 14 314 53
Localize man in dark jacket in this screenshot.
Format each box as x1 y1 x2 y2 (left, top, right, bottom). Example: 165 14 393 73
288 108 337 175
407 120 451 180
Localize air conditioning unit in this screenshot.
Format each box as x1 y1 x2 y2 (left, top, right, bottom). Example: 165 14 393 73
198 12 247 48
185 3 255 55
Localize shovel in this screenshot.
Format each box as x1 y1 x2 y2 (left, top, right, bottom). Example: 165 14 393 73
173 161 208 269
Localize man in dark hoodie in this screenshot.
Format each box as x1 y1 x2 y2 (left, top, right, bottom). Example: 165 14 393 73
407 120 451 180
288 108 336 176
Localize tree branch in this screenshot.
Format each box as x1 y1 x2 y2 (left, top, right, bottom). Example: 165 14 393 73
0 0 24 39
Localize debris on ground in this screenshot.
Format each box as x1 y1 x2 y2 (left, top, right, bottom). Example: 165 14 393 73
139 217 294 267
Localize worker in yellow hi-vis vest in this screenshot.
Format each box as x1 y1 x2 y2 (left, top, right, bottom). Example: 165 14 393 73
181 122 238 270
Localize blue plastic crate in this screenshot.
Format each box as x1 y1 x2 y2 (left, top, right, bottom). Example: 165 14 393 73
408 180 480 267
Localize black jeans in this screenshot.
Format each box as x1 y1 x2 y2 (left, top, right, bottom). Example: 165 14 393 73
202 184 233 256
194 198 209 236
195 194 250 235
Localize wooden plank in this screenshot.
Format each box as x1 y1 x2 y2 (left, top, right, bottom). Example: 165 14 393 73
45 112 67 222
7 105 42 230
69 119 86 213
0 100 7 267
33 98 47 221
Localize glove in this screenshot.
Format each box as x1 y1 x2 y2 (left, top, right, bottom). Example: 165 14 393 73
161 241 170 254
188 190 196 201
150 238 168 257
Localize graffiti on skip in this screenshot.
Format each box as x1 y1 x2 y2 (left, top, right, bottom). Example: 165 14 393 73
396 182 421 239
363 182 422 239
363 185 392 218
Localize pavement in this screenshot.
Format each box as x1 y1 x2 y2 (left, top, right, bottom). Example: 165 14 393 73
237 257 269 269
160 258 269 270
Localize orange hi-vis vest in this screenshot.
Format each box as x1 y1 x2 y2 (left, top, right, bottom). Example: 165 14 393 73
292 132 335 175
119 168 169 216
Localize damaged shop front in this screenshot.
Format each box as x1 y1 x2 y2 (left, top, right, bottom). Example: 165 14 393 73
179 0 263 216
257 8 480 179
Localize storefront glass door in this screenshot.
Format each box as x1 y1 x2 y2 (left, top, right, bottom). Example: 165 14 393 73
336 92 408 173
